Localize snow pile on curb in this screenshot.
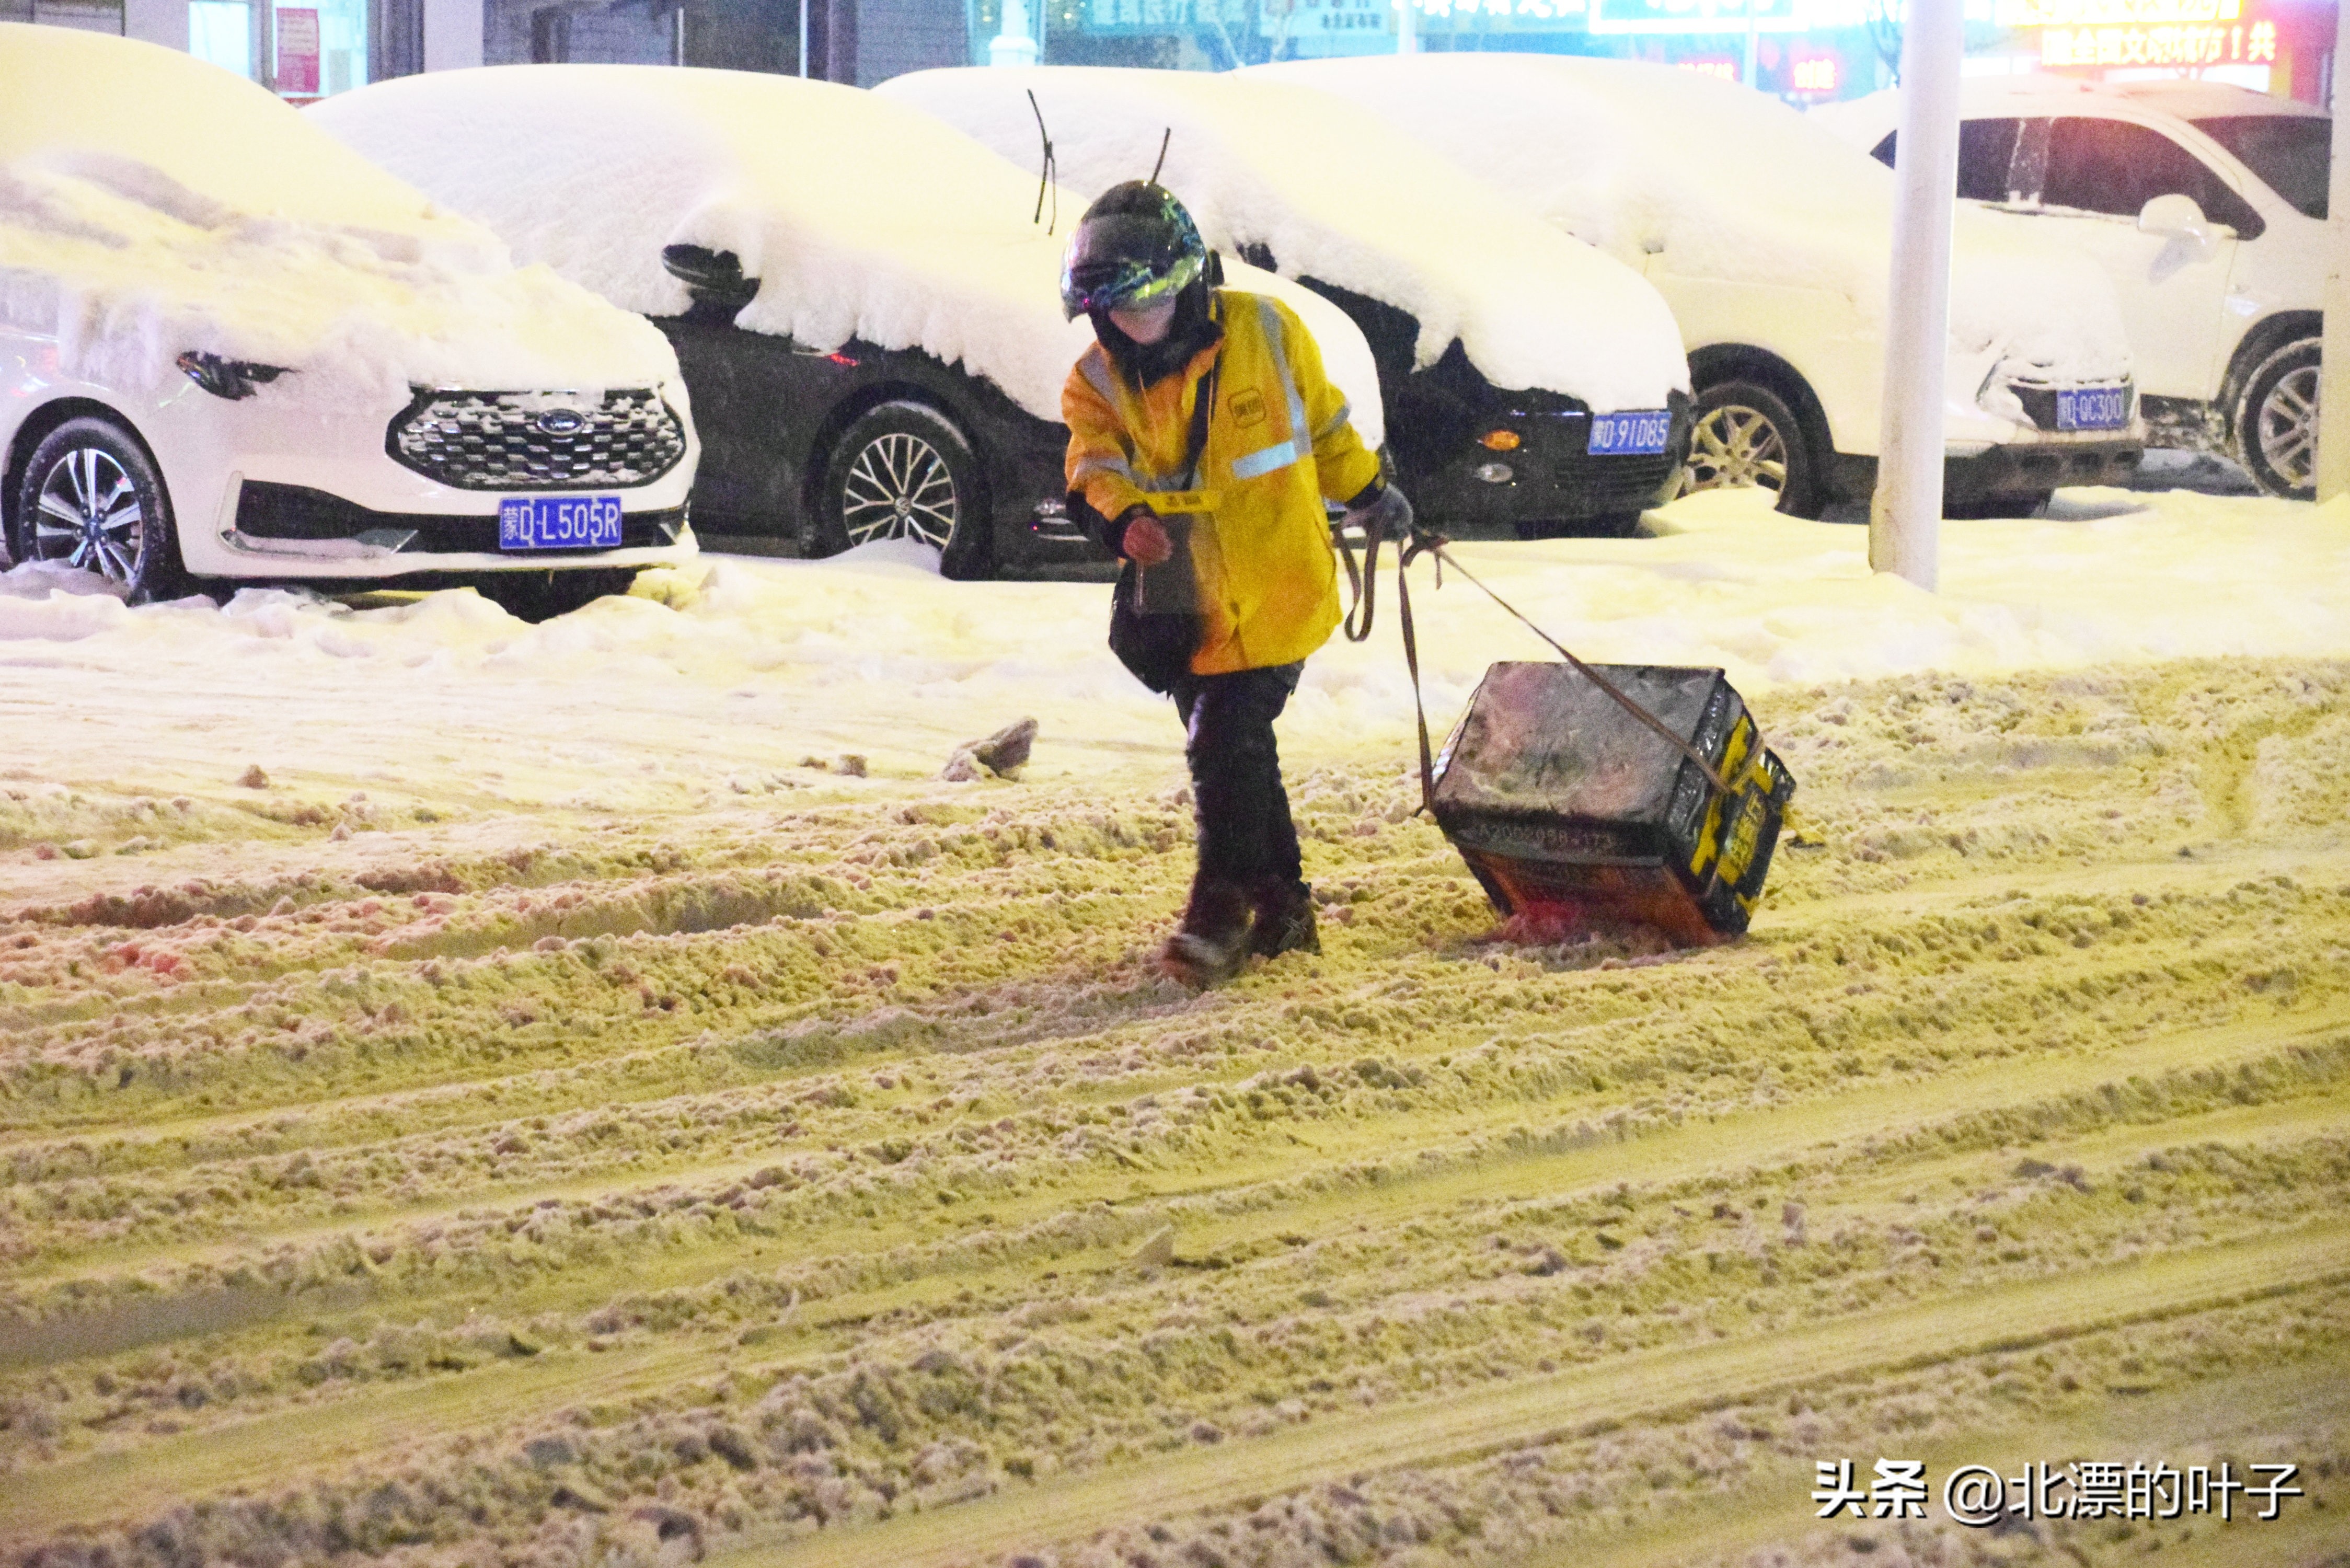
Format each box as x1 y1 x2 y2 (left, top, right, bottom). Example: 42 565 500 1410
312 66 1383 433
877 66 1688 412
0 26 676 405
2 489 2343 801
1252 54 2132 384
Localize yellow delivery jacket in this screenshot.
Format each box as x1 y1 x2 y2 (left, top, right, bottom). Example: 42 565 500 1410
1064 290 1382 677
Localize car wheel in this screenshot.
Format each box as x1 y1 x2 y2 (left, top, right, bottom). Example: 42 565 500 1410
11 416 187 602
475 567 640 622
2234 339 2320 500
1682 381 1824 518
817 401 993 580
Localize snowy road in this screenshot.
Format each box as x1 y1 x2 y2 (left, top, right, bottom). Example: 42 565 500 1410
3 484 2349 1568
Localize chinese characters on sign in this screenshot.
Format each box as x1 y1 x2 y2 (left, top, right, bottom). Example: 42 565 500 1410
273 6 320 95
1084 0 1252 32
1812 1459 2304 1526
1995 0 2238 24
2038 17 2272 64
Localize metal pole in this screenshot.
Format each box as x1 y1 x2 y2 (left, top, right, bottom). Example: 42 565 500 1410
1398 0 1414 53
1743 0 1758 87
1869 0 1962 590
799 0 809 74
2316 0 2350 502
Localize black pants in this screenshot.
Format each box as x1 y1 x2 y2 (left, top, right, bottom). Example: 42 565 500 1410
1168 662 1305 892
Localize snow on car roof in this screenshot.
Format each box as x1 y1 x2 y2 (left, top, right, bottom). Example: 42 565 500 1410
1258 53 2131 385
0 25 677 403
876 66 1687 413
313 65 1383 436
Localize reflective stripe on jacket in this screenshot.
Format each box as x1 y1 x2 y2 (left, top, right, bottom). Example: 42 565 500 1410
1063 290 1382 677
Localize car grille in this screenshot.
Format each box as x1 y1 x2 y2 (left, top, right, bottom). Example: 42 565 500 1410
235 481 685 554
387 389 688 491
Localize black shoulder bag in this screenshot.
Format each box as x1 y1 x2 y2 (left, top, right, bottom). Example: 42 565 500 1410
1105 358 1220 694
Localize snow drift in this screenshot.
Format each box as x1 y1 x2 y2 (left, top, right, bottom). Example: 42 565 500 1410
313 67 1384 435
876 66 1689 413
1251 54 2133 385
0 25 678 406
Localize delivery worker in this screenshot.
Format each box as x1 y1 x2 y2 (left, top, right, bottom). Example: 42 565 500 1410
1060 181 1415 987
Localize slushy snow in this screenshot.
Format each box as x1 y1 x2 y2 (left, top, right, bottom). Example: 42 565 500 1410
313 67 1384 436
0 26 678 406
1251 54 2135 387
876 66 1689 413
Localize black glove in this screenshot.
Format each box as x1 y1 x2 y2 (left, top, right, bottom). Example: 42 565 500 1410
1345 482 1412 542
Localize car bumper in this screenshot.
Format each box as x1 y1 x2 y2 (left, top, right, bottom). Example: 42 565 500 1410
1944 438 2142 502
1411 395 1694 533
211 478 696 578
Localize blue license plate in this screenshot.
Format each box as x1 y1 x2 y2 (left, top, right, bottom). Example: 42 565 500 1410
1588 409 1673 456
2055 386 2129 431
498 494 623 550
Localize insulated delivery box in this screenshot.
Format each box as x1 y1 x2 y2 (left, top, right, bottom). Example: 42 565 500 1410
1429 663 1795 943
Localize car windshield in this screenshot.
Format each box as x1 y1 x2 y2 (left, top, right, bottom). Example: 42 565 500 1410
2190 115 2330 218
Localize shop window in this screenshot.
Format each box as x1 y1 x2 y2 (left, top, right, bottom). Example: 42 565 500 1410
190 0 255 73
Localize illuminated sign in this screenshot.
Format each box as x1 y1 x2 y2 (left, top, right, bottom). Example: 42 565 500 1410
1680 55 1741 75
1586 0 1883 33
1997 0 2236 25
2040 16 2272 62
1084 0 1250 32
1260 0 1390 31
1789 54 1840 89
1407 0 1586 24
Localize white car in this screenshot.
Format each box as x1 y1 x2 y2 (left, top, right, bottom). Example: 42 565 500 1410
1816 78 2330 499
314 67 1384 578
1256 54 2145 520
878 65 1694 537
0 26 697 613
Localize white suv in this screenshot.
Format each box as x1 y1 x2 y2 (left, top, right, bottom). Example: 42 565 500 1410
1 26 698 613
1258 55 2145 521
1817 78 2330 499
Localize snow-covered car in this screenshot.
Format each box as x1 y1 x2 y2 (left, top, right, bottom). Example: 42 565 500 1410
877 66 1693 537
1815 79 2330 499
315 67 1385 579
1257 55 2145 520
0 26 698 613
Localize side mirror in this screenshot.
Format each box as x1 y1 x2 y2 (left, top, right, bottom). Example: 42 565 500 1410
661 244 759 312
2135 193 2210 244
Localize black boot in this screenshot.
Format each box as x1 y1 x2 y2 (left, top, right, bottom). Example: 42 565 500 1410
1160 877 1253 987
1248 878 1320 959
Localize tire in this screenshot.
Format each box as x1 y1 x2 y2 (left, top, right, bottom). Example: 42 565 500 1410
815 401 993 580
2234 338 2320 500
1681 380 1825 519
10 415 187 602
474 567 639 622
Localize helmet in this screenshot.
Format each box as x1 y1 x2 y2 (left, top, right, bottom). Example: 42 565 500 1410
1059 181 1207 321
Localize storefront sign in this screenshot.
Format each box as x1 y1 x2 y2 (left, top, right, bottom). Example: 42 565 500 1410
1997 0 2237 25
273 5 318 94
1262 0 1390 36
2038 15 2273 62
1082 0 1249 31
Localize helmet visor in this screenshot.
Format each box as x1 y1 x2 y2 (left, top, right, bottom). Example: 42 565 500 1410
1059 210 1205 320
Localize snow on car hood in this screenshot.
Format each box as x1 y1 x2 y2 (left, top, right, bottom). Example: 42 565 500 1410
0 25 677 405
1253 54 2133 387
312 66 1383 438
876 66 1687 412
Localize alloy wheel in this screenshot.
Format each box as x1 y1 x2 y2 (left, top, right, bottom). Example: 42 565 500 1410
1684 404 1787 494
840 431 958 549
31 445 145 586
2254 362 2319 492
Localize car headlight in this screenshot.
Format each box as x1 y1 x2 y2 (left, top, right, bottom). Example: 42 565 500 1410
177 352 291 401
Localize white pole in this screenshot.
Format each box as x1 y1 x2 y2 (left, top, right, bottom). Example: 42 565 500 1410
1869 0 1963 590
799 0 809 74
1743 0 1758 88
2316 2 2350 503
1398 0 1416 53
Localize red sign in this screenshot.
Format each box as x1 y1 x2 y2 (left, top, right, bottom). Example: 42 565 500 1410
275 7 320 96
